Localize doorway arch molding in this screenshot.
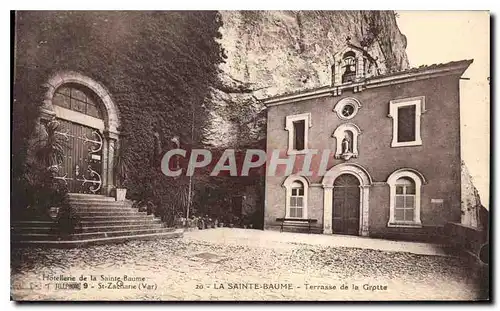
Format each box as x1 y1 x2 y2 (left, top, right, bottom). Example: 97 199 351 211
39 71 121 195
321 163 372 236
40 70 120 135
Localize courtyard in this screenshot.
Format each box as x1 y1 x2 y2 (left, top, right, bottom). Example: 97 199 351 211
11 228 487 301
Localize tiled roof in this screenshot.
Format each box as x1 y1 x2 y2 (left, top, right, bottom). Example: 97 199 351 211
262 59 473 103
368 59 473 81
266 85 332 100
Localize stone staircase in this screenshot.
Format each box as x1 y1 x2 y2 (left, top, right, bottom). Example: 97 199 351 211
11 194 183 248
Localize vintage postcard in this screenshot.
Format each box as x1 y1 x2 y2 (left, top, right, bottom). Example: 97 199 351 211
10 10 490 301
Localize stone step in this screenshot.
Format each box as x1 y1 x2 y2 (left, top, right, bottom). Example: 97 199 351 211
12 227 177 241
69 201 133 207
12 227 54 234
68 194 116 201
12 229 184 248
68 206 138 213
12 223 164 234
12 217 158 228
78 218 161 226
11 221 57 228
75 211 148 217
11 212 148 223
11 194 179 247
77 215 154 221
12 233 58 241
79 223 165 233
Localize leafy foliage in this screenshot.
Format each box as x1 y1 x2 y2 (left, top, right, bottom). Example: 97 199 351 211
14 163 67 219
12 118 71 221
13 11 226 226
34 120 68 168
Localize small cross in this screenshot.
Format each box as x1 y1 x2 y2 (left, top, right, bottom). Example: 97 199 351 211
346 36 351 43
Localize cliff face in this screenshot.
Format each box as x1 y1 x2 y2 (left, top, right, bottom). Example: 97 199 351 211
205 10 409 148
461 161 487 228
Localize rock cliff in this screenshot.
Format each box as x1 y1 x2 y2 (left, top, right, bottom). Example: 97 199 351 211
205 10 409 148
461 161 488 228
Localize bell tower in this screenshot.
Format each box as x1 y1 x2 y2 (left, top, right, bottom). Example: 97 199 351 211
331 37 378 87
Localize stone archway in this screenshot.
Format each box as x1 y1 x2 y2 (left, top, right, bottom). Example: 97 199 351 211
39 71 120 195
322 163 372 236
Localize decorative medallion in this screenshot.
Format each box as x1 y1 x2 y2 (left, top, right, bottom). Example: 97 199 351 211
333 97 362 120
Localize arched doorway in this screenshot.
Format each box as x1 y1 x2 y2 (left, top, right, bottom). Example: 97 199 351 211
332 174 360 235
39 71 120 196
321 163 372 236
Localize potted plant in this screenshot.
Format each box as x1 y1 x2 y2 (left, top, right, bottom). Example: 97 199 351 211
233 216 241 228
113 141 131 201
198 216 205 229
190 216 200 230
202 215 209 229
29 119 69 220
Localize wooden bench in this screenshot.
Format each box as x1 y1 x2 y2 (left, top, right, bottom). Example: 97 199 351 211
276 218 318 234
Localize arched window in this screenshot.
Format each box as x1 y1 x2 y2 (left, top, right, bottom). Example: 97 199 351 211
53 84 104 119
342 51 357 83
387 169 425 227
290 181 305 218
283 176 309 219
394 177 415 222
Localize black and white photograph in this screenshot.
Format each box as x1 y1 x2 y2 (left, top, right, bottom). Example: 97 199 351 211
10 10 490 301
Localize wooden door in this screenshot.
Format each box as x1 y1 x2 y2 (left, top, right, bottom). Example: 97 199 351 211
54 119 104 194
332 174 360 235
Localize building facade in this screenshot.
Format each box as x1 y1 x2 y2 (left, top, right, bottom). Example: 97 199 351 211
262 43 472 241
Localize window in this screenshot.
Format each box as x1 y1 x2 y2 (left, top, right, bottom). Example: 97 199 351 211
293 120 305 151
285 113 311 155
53 84 104 119
397 105 416 142
387 169 425 227
283 175 309 219
289 181 304 218
389 96 425 147
333 97 361 120
394 178 415 222
341 104 356 119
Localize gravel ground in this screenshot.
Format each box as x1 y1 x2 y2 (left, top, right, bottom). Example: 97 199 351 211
11 229 488 301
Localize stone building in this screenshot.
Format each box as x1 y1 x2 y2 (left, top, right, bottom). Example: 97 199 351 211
262 41 472 241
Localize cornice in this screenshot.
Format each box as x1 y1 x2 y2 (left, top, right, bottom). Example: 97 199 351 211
263 60 472 107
